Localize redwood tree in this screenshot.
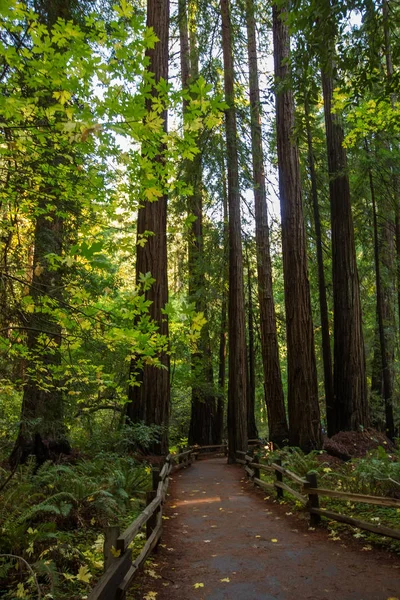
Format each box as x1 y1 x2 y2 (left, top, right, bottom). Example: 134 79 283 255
245 0 289 446
179 0 216 446
221 0 248 460
10 0 76 466
318 0 369 433
126 0 170 454
273 0 322 451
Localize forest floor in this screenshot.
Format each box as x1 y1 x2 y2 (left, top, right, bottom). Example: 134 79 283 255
131 457 400 600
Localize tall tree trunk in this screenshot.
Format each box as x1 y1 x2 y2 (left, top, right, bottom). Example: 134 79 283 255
10 0 73 467
246 246 258 440
220 0 248 461
383 0 399 430
320 16 369 431
304 94 334 437
245 0 288 446
367 142 395 439
126 0 170 455
179 0 216 446
273 1 322 451
215 151 229 444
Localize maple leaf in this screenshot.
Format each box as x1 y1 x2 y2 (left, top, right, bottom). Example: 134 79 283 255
77 565 92 583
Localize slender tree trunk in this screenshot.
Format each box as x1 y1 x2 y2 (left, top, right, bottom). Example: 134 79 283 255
367 142 395 439
320 31 368 432
245 0 288 446
304 94 334 437
273 1 322 451
126 0 170 455
220 0 248 461
215 152 228 444
246 247 258 440
383 1 399 427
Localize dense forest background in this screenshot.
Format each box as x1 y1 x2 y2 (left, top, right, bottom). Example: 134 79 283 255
0 0 400 596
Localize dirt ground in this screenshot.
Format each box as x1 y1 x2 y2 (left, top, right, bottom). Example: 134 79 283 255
132 457 400 600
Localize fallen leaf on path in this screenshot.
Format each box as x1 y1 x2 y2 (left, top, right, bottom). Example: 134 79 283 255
193 583 204 589
143 592 157 600
210 525 217 528
145 569 161 579
170 505 176 508
204 540 211 543
271 538 278 543
255 535 261 538
362 545 372 551
220 578 230 583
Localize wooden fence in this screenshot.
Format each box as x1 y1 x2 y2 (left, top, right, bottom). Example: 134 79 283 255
192 443 228 460
88 449 192 600
236 449 400 541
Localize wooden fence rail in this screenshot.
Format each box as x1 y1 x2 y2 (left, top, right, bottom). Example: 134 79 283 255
236 448 400 542
88 449 194 600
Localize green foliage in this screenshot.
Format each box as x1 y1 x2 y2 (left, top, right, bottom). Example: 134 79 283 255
0 452 150 598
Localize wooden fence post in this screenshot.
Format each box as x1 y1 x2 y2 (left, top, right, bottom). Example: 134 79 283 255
274 458 283 500
253 452 260 480
103 526 120 572
152 467 160 492
305 472 321 526
147 467 160 540
178 446 183 465
146 490 157 539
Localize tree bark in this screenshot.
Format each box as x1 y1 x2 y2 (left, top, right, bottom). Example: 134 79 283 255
246 245 258 440
215 153 228 444
304 94 334 437
220 0 248 461
126 0 170 455
367 142 395 439
320 30 369 432
245 0 288 446
10 0 73 467
273 1 322 451
179 0 216 446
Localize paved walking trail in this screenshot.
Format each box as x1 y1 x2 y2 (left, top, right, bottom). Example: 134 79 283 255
135 458 400 600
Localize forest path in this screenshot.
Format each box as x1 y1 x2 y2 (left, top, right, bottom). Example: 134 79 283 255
133 458 400 600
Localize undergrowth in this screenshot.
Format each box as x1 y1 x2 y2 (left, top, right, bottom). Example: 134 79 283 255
258 445 400 554
0 453 150 599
